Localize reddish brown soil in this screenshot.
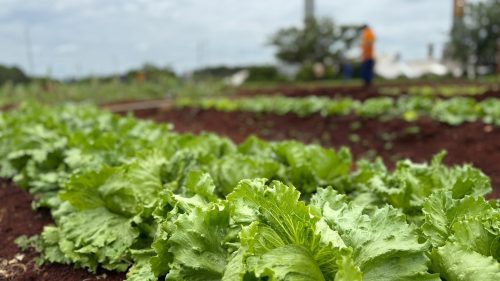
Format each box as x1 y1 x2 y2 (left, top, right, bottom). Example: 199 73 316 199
0 179 125 281
140 108 500 199
238 85 500 101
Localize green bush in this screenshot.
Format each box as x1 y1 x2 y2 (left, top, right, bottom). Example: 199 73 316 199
0 65 30 85
246 65 286 82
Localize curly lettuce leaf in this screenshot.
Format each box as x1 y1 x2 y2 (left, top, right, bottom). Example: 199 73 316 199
60 153 166 217
272 142 352 193
313 188 439 281
165 203 231 281
421 191 500 261
39 207 138 272
210 154 280 195
126 249 157 281
182 170 218 202
430 242 500 281
367 152 491 213
228 179 359 281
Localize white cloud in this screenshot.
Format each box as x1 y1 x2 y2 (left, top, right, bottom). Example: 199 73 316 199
0 0 453 78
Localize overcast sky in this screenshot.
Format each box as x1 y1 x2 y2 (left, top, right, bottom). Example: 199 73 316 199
0 0 453 78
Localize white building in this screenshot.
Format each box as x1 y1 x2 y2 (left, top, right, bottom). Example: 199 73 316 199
375 54 454 79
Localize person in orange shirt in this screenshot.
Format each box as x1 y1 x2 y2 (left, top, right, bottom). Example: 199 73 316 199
360 24 376 86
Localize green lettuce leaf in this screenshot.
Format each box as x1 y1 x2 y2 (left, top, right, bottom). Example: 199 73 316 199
60 152 166 217
367 152 491 213
126 249 157 281
313 188 439 281
39 207 138 271
430 242 500 281
273 142 352 193
165 203 231 281
228 179 358 281
421 191 500 261
210 154 281 195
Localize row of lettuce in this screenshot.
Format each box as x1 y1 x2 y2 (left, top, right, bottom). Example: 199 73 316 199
378 85 490 97
176 96 500 126
1 104 499 281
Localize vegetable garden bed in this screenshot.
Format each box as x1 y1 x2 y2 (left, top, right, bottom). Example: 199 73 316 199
1 102 499 281
238 85 500 101
175 96 500 126
136 107 500 198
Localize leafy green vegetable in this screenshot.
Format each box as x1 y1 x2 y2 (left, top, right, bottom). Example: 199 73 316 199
430 242 500 281
40 208 139 271
3 104 499 281
165 203 231 280
228 179 358 281
177 95 500 126
363 152 491 214
312 188 440 281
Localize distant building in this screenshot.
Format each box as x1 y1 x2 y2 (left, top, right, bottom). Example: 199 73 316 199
375 47 452 79
376 1 468 79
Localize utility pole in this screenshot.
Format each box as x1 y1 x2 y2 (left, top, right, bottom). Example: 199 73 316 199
450 0 467 76
24 26 35 75
304 0 321 64
428 43 434 61
453 0 465 24
304 0 315 23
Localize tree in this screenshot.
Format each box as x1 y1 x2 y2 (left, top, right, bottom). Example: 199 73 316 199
444 0 500 73
269 18 360 65
0 65 30 85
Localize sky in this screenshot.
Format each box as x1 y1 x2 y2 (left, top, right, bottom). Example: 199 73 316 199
0 0 453 78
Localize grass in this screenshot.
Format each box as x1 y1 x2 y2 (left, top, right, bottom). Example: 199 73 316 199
0 78 232 106
1 75 498 107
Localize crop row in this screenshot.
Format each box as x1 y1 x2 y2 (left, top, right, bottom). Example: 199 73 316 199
1 104 499 280
176 96 500 126
378 85 490 97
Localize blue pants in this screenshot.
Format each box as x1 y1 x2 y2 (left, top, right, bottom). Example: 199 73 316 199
361 59 375 85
